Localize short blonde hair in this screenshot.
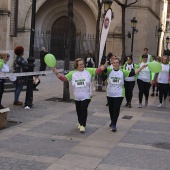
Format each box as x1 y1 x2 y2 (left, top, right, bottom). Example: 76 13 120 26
74 58 84 69
0 52 9 59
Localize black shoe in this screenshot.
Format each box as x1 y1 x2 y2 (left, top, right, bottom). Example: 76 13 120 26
125 103 128 107
150 93 154 97
106 103 109 106
33 88 39 91
42 74 46 76
111 125 117 132
156 93 158 96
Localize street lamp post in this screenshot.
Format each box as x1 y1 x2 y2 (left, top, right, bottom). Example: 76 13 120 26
157 27 162 56
165 36 170 56
25 0 36 108
130 17 137 57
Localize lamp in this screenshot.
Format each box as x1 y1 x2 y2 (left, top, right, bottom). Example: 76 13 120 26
103 0 113 12
157 27 162 37
166 36 170 44
131 17 137 29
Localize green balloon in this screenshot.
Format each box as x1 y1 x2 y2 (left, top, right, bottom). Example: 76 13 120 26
44 54 56 68
0 59 4 70
148 61 162 73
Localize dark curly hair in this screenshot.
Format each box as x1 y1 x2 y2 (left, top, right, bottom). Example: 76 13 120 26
14 46 24 56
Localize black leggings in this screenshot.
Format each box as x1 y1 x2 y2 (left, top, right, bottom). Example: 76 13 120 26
75 99 91 127
0 80 5 105
152 84 158 93
158 83 169 103
107 97 124 126
137 79 151 103
124 81 135 103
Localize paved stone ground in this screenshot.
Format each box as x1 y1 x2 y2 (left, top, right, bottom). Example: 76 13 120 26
0 73 170 170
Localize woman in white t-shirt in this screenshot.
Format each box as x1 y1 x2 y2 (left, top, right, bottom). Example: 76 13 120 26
0 52 10 109
106 58 146 132
155 56 170 108
123 56 138 108
52 58 107 133
137 54 151 108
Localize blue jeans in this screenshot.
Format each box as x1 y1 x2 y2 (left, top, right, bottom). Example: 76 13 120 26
14 83 23 102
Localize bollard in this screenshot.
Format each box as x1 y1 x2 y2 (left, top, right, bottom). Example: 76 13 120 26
0 108 10 129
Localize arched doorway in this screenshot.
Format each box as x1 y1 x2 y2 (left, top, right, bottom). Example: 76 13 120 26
50 16 76 60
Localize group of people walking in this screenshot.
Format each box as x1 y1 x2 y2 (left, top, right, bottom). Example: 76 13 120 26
0 47 169 134
53 48 169 133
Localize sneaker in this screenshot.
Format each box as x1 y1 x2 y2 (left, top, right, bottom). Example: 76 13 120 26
138 103 142 108
77 123 81 129
145 100 148 106
156 93 158 96
150 93 154 97
158 103 162 108
13 101 23 106
80 126 85 133
0 105 5 109
111 125 117 132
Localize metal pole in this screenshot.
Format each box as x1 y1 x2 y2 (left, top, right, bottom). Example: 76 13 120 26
25 0 36 107
157 37 160 56
29 0 36 58
131 28 134 57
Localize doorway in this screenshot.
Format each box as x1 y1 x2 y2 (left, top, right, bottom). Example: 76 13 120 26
50 16 76 60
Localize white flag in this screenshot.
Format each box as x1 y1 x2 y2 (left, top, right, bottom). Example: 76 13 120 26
98 9 112 67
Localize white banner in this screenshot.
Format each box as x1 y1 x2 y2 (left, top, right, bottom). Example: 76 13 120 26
0 69 63 78
98 8 112 67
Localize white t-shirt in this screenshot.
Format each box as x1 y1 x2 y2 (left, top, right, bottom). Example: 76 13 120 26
1 63 9 73
65 68 96 101
0 63 9 80
158 64 170 84
107 69 129 97
138 62 150 82
125 63 135 81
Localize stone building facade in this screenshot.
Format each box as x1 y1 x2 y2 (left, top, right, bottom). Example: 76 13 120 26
0 0 168 67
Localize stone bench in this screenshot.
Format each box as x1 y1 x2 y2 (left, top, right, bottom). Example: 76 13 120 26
0 108 10 129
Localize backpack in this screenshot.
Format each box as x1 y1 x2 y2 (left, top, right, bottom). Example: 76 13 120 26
86 58 94 67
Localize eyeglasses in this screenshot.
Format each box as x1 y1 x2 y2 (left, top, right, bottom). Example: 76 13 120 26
7 55 10 58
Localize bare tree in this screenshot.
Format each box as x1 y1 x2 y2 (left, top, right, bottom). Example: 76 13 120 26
114 0 138 65
63 0 73 101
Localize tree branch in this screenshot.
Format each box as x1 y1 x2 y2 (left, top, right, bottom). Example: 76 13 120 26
114 0 123 7
127 0 138 7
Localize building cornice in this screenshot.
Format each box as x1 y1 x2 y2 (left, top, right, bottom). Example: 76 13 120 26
129 6 160 20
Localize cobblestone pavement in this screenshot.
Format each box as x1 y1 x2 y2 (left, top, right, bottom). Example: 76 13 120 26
1 73 170 170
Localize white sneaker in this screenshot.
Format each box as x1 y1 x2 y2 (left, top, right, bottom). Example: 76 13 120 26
158 103 162 108
138 103 142 108
77 123 81 129
80 126 85 133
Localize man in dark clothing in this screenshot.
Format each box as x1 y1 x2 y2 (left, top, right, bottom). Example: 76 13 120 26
39 47 48 74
